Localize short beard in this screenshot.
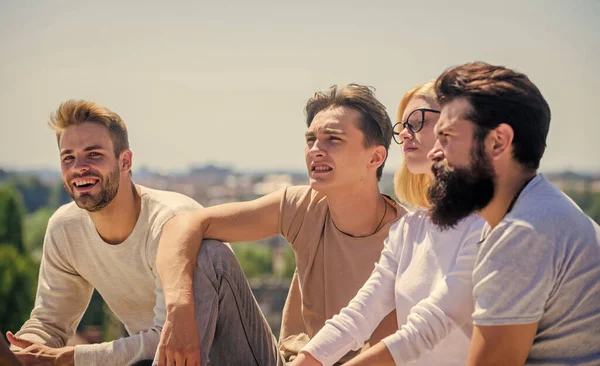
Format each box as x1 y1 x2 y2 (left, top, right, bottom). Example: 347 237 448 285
66 165 120 212
427 139 495 231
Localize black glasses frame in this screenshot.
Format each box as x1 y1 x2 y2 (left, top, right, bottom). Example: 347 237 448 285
392 108 441 144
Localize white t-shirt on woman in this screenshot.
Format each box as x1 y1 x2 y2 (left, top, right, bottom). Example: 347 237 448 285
302 211 484 365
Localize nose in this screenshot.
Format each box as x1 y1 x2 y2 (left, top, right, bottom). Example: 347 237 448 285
398 124 414 143
308 139 326 158
427 139 444 162
72 157 91 174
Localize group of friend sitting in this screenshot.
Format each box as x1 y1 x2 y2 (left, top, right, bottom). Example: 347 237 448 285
4 61 600 366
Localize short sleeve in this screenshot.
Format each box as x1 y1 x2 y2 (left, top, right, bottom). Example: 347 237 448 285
472 222 554 325
278 186 320 248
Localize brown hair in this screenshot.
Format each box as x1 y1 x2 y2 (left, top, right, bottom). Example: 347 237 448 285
304 84 393 180
435 62 551 170
49 99 129 157
393 80 436 208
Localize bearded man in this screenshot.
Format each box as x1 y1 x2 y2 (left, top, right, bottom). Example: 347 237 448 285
427 62 600 365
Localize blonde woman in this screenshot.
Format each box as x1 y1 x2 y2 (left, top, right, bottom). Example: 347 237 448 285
292 81 484 366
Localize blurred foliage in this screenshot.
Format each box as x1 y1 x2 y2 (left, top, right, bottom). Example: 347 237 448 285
101 302 127 342
4 175 51 214
0 185 25 254
49 180 71 209
230 242 273 279
23 208 54 260
231 242 296 280
0 244 38 333
282 245 296 279
77 291 105 332
76 290 126 342
0 186 38 333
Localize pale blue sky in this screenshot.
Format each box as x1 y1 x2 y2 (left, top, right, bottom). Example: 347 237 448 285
1 0 599 174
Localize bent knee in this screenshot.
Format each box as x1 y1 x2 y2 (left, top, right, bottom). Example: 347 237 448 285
198 239 233 257
197 239 236 268
195 239 243 285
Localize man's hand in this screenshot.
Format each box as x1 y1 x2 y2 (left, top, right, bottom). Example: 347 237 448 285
156 306 201 366
289 351 323 366
7 331 74 366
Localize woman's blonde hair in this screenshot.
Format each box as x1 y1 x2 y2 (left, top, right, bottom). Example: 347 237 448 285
393 80 437 209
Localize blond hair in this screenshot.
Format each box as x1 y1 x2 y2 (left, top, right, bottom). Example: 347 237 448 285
393 81 437 209
48 99 129 157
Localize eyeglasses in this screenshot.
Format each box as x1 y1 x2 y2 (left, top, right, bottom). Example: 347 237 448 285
392 108 441 144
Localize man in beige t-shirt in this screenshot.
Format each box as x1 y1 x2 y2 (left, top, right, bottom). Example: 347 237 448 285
277 186 401 363
156 84 406 364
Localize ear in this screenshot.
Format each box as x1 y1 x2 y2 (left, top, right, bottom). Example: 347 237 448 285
488 123 513 160
369 145 387 170
119 149 133 173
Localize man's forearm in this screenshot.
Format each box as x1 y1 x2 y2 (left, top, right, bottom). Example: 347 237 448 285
161 261 196 309
156 213 208 307
291 351 322 366
344 342 395 366
157 193 283 308
467 324 537 366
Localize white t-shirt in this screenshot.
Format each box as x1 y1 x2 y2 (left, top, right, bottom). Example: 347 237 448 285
302 211 484 365
14 186 201 366
473 174 600 365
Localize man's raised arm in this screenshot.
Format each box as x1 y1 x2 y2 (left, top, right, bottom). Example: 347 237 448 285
155 189 284 363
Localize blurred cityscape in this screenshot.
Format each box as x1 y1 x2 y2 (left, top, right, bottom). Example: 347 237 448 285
1 164 599 345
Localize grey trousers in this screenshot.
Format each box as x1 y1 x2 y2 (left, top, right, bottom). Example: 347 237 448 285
153 239 285 366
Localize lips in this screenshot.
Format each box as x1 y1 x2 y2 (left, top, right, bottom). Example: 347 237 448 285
403 147 418 153
310 163 333 173
71 176 100 191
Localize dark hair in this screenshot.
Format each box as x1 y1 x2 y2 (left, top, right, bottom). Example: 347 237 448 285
435 62 551 170
304 84 393 180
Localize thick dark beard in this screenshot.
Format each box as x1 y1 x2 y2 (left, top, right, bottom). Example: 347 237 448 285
65 165 120 212
427 140 495 231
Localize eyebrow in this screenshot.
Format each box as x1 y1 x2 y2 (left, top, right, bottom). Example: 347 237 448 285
323 128 345 135
436 125 456 136
305 128 346 137
60 144 106 156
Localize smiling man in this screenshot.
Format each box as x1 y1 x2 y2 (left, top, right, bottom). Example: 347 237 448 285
155 84 405 365
427 62 600 365
6 100 201 366
6 100 281 366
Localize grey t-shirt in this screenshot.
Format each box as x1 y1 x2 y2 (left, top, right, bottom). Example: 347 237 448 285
473 174 600 365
